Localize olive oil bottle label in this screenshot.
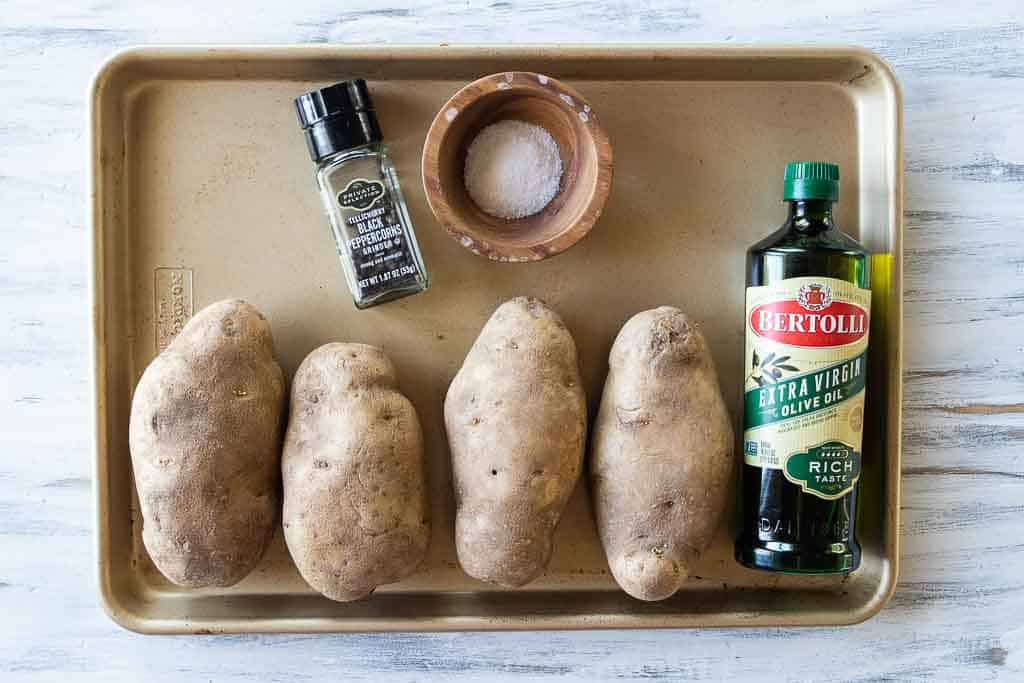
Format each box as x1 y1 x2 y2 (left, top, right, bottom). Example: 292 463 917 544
743 276 871 500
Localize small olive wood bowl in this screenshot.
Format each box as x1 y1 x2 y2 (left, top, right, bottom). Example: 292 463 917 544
422 72 613 262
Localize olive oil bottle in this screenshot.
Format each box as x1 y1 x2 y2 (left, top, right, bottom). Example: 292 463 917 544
736 162 871 574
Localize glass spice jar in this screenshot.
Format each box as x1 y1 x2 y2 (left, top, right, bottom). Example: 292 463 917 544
295 80 429 309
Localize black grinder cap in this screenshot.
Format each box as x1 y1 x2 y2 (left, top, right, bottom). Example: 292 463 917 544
294 79 382 162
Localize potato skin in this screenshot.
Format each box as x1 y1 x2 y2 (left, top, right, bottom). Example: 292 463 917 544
128 299 285 588
282 343 429 602
591 307 733 601
445 297 586 587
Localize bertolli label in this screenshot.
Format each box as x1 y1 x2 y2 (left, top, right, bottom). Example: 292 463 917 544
743 276 871 500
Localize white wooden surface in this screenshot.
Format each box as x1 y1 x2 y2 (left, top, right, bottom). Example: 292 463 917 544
3 1 1023 681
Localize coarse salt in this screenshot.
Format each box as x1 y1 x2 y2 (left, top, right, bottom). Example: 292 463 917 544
464 119 563 220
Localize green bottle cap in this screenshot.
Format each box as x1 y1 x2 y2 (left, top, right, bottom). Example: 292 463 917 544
783 161 839 201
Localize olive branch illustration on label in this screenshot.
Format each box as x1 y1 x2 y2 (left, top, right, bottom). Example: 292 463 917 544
747 350 800 386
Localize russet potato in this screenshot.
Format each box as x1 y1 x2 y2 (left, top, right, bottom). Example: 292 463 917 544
128 299 285 588
591 307 734 601
444 297 586 588
282 343 429 601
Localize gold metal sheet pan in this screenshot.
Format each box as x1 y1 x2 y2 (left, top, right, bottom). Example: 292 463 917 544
91 46 902 633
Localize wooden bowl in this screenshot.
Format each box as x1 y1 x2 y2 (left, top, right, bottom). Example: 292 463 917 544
422 72 613 261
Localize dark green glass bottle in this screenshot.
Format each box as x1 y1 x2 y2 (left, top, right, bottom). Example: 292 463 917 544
735 162 871 574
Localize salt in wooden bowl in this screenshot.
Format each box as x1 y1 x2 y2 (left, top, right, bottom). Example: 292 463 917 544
421 71 614 262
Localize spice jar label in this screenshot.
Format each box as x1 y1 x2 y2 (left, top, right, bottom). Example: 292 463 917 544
742 276 871 501
334 176 421 300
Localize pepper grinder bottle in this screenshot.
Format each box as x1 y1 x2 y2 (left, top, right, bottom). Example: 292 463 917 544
736 162 871 574
295 80 429 309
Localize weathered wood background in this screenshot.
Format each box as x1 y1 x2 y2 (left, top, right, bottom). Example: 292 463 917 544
2 1 1023 681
